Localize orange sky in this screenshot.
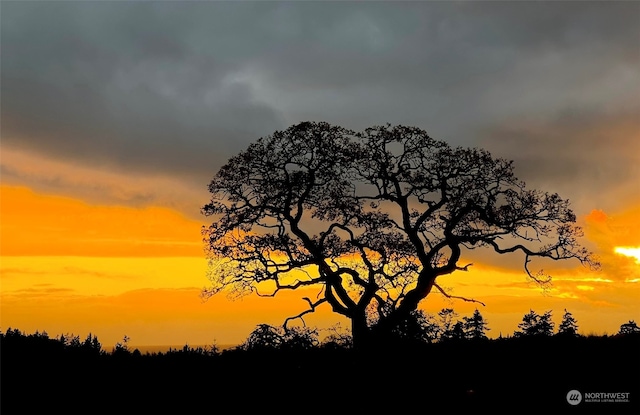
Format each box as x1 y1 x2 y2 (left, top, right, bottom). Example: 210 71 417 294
2 1 639 352
1 183 638 348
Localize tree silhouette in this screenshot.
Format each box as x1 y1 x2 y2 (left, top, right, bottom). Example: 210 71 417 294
390 309 440 344
463 309 490 340
448 321 467 341
242 324 283 351
202 121 599 347
515 310 538 337
514 309 555 337
618 320 640 335
282 326 320 350
536 310 555 336
437 308 459 340
557 309 579 337
112 335 131 356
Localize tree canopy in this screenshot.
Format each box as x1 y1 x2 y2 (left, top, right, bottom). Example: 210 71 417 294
514 309 555 337
202 121 599 347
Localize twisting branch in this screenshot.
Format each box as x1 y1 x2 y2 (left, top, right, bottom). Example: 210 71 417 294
203 121 599 344
283 297 328 330
433 282 486 306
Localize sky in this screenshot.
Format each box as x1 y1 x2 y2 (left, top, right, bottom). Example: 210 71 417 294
1 1 639 348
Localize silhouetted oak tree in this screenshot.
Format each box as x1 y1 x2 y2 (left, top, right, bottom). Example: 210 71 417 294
202 122 599 347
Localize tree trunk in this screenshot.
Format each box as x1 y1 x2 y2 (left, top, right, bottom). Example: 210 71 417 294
371 276 436 340
351 314 370 350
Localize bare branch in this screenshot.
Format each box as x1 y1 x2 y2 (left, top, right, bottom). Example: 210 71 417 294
283 297 328 330
455 263 474 272
433 282 486 307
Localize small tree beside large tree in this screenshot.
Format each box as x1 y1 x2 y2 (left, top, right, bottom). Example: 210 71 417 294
202 121 599 348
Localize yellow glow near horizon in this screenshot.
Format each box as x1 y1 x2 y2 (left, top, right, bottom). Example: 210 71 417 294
2 184 639 346
614 247 640 264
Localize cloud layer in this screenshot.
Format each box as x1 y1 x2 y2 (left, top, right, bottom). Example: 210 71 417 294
2 2 638 215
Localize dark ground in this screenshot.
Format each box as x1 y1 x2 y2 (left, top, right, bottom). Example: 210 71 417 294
2 332 638 415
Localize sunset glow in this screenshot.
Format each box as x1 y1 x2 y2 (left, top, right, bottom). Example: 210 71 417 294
2 181 639 346
2 1 639 349
614 247 640 264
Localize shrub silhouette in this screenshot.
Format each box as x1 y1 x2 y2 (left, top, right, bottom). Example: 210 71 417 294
240 324 320 351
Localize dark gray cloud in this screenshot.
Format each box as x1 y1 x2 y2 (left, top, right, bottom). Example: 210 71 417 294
1 1 638 211
479 109 640 213
1 1 287 181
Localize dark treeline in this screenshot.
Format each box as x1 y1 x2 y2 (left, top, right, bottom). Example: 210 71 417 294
2 310 639 415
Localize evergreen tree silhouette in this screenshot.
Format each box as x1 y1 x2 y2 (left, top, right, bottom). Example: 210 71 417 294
463 309 490 340
437 308 458 340
448 321 466 341
514 309 554 337
557 309 579 336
